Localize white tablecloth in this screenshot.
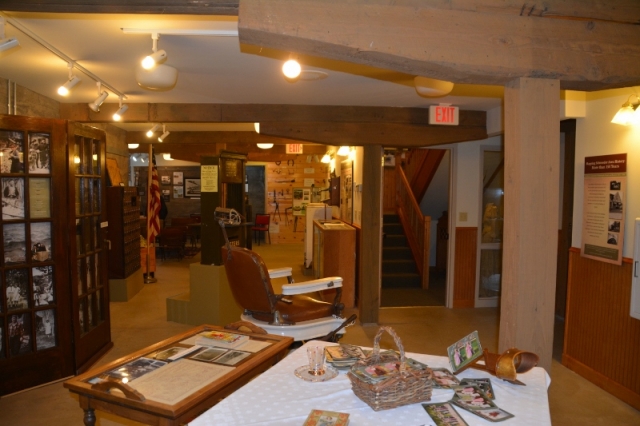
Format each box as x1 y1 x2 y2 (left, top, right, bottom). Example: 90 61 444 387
191 341 551 426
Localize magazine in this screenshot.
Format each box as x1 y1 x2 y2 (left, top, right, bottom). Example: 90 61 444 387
194 331 249 349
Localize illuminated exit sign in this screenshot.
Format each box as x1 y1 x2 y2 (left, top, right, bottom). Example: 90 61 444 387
429 105 459 125
286 144 303 154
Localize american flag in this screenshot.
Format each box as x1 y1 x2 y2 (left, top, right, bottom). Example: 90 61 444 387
147 149 161 243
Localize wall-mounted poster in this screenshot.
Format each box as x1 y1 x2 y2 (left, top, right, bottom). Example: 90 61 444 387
581 153 627 265
173 172 183 185
201 165 218 193
162 189 171 202
161 175 171 185
28 132 50 174
173 186 184 199
292 188 311 216
184 179 201 197
0 130 24 173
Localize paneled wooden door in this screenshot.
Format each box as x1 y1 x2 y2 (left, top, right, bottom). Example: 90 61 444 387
67 123 112 373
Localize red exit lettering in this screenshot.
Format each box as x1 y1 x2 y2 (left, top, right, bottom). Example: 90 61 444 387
429 105 459 125
286 144 303 154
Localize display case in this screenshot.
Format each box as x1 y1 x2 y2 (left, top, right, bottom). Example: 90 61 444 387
107 187 141 279
313 220 356 308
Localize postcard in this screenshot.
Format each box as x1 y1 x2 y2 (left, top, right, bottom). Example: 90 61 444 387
214 350 251 366
325 344 365 361
460 378 495 399
423 402 469 426
451 385 497 411
431 367 461 388
473 407 515 422
105 357 167 382
191 347 227 362
447 330 483 372
303 409 350 426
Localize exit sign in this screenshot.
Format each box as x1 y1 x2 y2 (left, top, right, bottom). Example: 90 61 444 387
429 105 459 125
286 144 303 154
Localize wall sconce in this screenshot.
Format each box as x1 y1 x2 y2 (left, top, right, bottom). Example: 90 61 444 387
337 146 350 156
611 94 640 126
257 143 274 149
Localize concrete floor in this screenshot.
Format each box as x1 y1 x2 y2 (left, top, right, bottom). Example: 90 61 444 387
1 243 638 425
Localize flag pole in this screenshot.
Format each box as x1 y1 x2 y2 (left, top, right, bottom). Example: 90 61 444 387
145 144 157 284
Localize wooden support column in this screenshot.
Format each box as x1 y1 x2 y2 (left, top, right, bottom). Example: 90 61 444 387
499 78 559 373
359 145 383 324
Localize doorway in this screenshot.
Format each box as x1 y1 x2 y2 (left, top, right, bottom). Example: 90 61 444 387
246 165 266 221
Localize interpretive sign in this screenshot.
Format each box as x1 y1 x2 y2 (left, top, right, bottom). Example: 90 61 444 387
581 153 627 265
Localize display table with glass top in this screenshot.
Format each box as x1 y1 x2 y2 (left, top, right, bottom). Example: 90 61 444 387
63 325 293 426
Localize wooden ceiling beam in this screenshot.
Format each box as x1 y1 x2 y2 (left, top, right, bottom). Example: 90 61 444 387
259 122 487 147
0 0 239 14
125 131 305 145
61 103 486 125
238 0 640 91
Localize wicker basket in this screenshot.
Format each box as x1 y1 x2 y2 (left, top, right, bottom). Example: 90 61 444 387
347 326 433 411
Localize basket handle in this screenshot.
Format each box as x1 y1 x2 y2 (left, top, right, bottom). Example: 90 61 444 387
371 326 406 373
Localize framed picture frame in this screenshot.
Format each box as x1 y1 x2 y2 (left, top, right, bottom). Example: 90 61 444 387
184 179 201 197
173 172 183 185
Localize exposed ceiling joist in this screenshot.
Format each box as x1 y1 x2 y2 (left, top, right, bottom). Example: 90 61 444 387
238 0 640 91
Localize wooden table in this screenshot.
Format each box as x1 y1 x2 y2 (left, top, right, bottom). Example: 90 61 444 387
64 325 293 426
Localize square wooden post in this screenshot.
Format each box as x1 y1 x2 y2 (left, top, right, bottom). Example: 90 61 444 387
500 77 560 373
359 145 383 324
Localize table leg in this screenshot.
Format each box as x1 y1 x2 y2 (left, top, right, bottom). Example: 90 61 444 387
83 408 96 426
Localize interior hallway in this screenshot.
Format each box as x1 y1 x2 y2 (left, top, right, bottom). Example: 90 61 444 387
0 243 638 425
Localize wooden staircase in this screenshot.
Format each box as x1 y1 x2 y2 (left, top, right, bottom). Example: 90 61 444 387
382 214 421 288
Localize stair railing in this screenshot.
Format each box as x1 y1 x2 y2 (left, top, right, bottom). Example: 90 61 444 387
396 165 431 289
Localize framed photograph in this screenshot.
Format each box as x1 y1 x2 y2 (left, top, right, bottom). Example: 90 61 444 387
162 189 171 202
2 177 25 219
28 132 51 174
35 309 56 351
31 222 52 262
383 153 396 167
473 407 515 422
0 130 25 173
161 175 171 185
151 346 187 361
184 179 201 197
447 330 483 373
33 265 55 306
191 347 227 362
423 402 468 426
4 223 26 264
105 357 167 381
173 186 184 199
6 268 28 311
8 312 32 356
173 171 183 185
214 350 251 366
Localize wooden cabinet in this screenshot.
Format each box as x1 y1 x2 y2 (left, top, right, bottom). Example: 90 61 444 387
106 187 140 279
313 220 356 308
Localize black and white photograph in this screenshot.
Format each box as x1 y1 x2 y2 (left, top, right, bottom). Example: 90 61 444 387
6 268 29 311
0 130 25 174
31 222 52 262
610 180 621 190
173 171 183 185
607 232 619 245
184 179 201 197
151 346 186 361
28 132 51 174
105 357 167 382
609 190 623 218
608 219 621 233
8 313 32 356
35 309 56 351
33 265 54 306
192 347 227 362
213 350 251 366
4 223 26 264
162 189 171 202
0 317 4 359
161 175 171 185
2 177 25 219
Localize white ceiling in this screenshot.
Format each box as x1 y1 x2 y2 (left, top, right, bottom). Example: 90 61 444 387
0 12 503 131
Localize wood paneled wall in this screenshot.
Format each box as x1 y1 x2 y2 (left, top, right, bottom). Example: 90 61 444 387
263 156 330 244
453 227 477 308
563 248 640 410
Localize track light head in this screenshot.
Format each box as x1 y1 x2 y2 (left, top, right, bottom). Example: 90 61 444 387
146 124 162 138
158 124 169 142
57 75 80 96
142 49 167 70
88 91 109 112
0 37 19 52
112 104 128 121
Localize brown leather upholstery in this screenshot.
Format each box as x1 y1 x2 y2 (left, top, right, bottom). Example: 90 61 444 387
221 245 342 324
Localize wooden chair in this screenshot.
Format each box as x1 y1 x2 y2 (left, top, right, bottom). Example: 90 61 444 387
251 213 271 245
157 226 188 260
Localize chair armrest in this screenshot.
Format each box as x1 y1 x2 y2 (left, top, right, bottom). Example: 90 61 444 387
282 277 343 295
268 267 292 280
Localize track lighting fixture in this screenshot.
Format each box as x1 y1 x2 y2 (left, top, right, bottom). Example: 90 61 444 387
57 63 80 96
321 153 332 163
163 153 174 161
0 18 19 52
141 33 167 70
112 96 128 121
158 124 170 142
611 94 640 126
88 82 109 112
132 155 138 162
257 143 274 149
146 124 161 138
282 58 301 80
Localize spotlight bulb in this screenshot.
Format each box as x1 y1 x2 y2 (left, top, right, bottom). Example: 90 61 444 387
282 59 301 79
112 104 129 121
88 91 109 112
158 130 170 142
142 49 167 70
146 124 161 138
57 75 80 96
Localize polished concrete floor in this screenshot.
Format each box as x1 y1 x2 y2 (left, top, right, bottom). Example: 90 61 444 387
1 243 638 425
